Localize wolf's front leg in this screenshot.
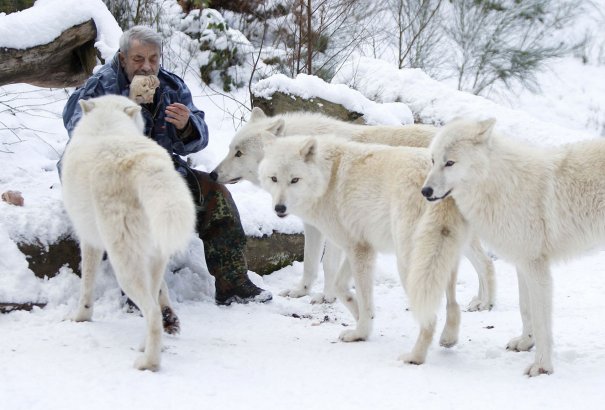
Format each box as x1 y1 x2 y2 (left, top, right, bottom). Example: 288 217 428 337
310 240 342 304
280 223 324 299
71 244 104 322
338 245 376 342
519 261 554 376
506 268 535 352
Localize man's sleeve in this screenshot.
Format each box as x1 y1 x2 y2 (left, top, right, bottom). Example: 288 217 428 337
171 83 209 156
62 77 102 137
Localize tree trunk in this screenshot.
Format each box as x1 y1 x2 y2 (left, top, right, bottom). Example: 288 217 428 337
0 19 98 88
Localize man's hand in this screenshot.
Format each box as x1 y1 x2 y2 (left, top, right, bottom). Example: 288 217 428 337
165 103 190 130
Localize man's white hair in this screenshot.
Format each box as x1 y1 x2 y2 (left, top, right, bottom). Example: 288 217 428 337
119 25 162 55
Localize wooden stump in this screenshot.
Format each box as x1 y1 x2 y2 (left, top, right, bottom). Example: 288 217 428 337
0 19 97 88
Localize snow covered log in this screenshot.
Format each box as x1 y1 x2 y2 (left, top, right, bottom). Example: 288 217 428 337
0 19 97 88
17 232 304 279
252 91 365 123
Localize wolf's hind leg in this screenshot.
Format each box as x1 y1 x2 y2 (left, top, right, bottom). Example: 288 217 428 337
400 318 436 365
112 248 165 371
71 243 104 322
158 276 180 334
464 238 496 311
334 257 358 320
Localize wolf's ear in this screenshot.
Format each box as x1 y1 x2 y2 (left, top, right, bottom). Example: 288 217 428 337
267 118 286 136
249 107 266 122
300 138 317 163
477 118 496 144
260 131 277 145
124 105 142 118
79 100 95 114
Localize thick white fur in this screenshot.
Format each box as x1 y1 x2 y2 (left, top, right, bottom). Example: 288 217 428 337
421 117 605 376
213 108 495 309
61 95 195 371
258 135 477 365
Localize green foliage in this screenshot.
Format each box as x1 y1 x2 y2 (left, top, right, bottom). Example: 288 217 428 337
200 44 244 91
192 9 249 91
101 0 163 30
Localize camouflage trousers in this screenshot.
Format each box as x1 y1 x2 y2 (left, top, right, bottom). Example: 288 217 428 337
182 168 249 293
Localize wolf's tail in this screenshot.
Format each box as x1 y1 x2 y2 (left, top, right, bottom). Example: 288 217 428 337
136 165 196 258
406 199 467 326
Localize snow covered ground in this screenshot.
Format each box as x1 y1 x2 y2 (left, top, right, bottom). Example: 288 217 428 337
2 1 605 409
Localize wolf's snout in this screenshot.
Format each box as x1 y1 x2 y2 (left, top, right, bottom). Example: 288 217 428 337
421 186 433 198
209 171 218 181
275 204 287 217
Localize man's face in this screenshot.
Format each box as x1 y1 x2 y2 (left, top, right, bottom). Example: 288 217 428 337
119 39 160 82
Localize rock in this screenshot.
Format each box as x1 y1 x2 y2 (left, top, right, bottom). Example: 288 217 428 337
1 190 24 206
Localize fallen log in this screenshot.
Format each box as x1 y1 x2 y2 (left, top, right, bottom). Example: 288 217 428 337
0 19 97 88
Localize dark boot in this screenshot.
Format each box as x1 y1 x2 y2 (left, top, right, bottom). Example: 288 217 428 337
215 277 273 306
185 168 272 305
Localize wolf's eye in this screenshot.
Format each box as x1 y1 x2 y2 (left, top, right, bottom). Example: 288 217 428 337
235 150 243 158
291 178 299 184
431 158 434 165
445 160 455 167
271 176 277 183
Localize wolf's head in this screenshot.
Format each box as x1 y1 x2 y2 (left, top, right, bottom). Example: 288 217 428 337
211 107 286 185
258 136 330 218
76 95 145 136
421 118 496 202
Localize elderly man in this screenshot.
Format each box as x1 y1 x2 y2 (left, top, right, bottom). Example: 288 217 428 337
61 25 272 306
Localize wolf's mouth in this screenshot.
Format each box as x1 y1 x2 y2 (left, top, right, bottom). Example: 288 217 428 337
427 189 452 202
276 212 288 218
225 177 242 184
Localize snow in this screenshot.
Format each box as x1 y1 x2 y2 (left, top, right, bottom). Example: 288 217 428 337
2 2 605 409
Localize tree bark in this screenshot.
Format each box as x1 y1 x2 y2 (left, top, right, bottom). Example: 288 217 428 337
0 19 97 88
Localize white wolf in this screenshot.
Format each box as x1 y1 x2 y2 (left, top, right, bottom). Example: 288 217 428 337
420 118 605 376
212 108 495 309
258 135 479 364
61 95 195 371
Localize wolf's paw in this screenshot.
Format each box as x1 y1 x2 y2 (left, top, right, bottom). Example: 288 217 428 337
339 329 368 342
70 308 93 322
309 292 337 304
399 352 426 365
466 296 494 312
134 355 160 372
525 362 553 377
439 331 458 348
279 286 310 298
506 335 534 352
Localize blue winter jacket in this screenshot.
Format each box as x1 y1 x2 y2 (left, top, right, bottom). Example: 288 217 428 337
60 52 208 176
